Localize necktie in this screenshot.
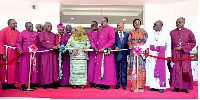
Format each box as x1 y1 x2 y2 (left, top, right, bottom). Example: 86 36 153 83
119 32 123 43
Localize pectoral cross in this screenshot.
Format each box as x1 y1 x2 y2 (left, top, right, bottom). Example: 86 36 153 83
178 41 182 46
47 41 49 43
29 40 31 44
170 61 174 68
11 42 13 45
101 34 104 39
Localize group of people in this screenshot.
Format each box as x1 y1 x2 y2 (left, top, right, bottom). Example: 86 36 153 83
0 17 196 94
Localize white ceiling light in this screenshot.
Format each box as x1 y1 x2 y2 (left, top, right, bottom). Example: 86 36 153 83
71 18 75 19
123 19 126 21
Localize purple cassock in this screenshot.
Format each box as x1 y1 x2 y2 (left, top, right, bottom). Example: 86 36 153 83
93 25 117 85
38 30 60 85
60 32 72 85
87 30 99 83
170 28 196 90
16 30 39 84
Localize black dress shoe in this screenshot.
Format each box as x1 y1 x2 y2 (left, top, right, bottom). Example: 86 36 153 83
148 88 158 91
2 86 9 90
52 84 58 89
65 85 70 87
20 84 26 90
115 85 120 89
123 86 127 90
9 85 19 89
44 85 49 89
96 84 101 89
107 85 110 89
172 88 180 92
101 85 108 90
159 89 165 93
181 89 190 93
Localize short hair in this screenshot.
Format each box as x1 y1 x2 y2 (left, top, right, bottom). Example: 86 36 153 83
133 19 141 26
7 19 15 26
92 21 98 25
25 22 32 27
103 17 108 22
117 22 124 27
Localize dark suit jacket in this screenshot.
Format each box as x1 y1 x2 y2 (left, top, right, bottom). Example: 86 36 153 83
113 31 130 62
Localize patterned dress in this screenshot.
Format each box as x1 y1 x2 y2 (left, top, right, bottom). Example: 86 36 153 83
66 36 91 85
128 30 148 90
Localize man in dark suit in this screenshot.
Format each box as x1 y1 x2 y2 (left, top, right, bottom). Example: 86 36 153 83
113 22 130 90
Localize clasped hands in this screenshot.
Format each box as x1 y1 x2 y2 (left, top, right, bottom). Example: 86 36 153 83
72 46 87 53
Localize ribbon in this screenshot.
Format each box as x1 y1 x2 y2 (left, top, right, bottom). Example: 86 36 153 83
28 44 38 73
58 45 67 79
99 47 111 80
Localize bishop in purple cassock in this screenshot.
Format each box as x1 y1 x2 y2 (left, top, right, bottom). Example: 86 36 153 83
170 17 196 93
16 22 39 90
39 22 60 89
87 21 99 88
60 24 73 86
93 17 117 90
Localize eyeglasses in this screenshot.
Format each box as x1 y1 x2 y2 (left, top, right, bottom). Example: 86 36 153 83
91 24 96 27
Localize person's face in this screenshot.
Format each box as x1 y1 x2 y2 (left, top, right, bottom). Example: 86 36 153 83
101 18 108 28
58 28 64 35
75 28 81 36
65 25 72 33
36 25 43 32
9 20 17 29
176 18 185 29
117 23 124 31
153 21 162 32
91 22 98 30
27 23 33 32
44 23 52 32
134 20 141 29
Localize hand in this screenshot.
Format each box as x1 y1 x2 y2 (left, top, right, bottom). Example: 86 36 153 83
57 45 60 49
94 47 98 52
53 46 58 50
127 55 130 59
82 46 87 51
174 46 183 51
115 47 120 52
129 45 133 50
99 48 104 53
144 49 149 58
73 49 78 53
19 51 24 55
2 55 7 61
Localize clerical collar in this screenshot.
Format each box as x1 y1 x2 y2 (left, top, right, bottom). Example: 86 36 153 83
155 29 162 32
179 28 182 30
9 27 15 30
68 33 71 34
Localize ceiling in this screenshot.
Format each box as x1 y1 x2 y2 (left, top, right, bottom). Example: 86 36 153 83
29 0 188 24
30 0 188 5
60 5 143 24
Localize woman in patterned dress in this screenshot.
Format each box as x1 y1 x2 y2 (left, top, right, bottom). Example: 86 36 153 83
66 26 91 89
128 19 148 92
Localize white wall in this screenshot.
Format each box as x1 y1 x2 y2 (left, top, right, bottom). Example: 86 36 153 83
144 0 198 50
0 0 60 33
144 0 198 81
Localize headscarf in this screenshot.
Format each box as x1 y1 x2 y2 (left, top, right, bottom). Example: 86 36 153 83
72 26 88 42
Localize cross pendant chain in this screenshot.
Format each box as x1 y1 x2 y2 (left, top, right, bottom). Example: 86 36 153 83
101 34 104 39
7 28 15 45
